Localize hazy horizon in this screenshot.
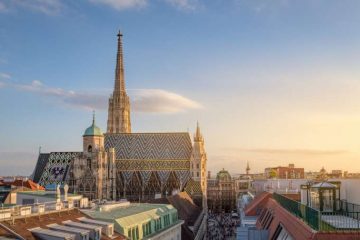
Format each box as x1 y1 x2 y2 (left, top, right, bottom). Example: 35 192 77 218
1 0 360 176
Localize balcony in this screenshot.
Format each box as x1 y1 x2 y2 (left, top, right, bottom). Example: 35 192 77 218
273 192 360 231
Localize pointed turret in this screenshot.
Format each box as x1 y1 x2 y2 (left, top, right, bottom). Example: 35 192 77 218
246 161 250 175
194 121 203 142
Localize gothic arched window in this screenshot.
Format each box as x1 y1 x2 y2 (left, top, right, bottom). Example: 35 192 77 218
87 158 92 170
88 145 92 152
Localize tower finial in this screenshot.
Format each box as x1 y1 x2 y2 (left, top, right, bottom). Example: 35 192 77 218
92 110 95 125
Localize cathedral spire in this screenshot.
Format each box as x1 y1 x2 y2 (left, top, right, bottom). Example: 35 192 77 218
107 31 131 133
114 30 125 94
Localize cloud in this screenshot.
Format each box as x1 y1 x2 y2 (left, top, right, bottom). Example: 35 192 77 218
11 80 106 110
0 2 7 12
164 0 199 11
1 80 202 113
0 72 11 79
1 0 63 15
233 0 289 14
89 0 147 10
229 148 348 156
131 89 202 113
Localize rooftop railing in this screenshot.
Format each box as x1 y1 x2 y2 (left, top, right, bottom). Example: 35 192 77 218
0 199 81 224
273 193 360 231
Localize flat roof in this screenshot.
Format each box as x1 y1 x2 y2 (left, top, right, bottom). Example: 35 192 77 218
82 203 177 228
29 227 76 238
18 191 81 198
47 223 90 234
63 220 102 230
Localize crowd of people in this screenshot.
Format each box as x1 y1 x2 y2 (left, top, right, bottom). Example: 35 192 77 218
207 211 239 240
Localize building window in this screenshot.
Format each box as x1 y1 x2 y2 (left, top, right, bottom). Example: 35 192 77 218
197 172 199 177
197 164 199 169
155 218 162 231
88 145 92 152
87 158 92 170
128 226 139 240
272 224 293 240
143 221 152 237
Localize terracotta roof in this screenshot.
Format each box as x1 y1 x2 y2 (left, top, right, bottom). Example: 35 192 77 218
0 180 45 191
314 232 360 240
0 209 125 240
244 191 272 216
167 192 201 226
145 192 202 240
257 198 315 240
254 195 360 240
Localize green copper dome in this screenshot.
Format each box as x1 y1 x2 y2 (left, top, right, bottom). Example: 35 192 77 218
83 112 103 137
216 168 232 181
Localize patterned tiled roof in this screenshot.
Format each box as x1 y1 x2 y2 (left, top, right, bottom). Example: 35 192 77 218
37 152 81 186
32 153 50 183
105 133 192 160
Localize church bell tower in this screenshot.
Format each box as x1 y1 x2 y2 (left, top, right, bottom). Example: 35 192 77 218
107 31 131 133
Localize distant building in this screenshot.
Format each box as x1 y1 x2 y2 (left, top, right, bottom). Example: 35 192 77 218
235 162 253 197
344 171 360 178
328 170 343 179
265 164 304 179
305 171 320 179
252 179 307 195
207 169 236 212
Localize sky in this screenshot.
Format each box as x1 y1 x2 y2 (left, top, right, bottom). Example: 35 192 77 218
1 0 360 176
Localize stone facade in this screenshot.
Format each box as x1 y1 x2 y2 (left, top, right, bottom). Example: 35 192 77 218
265 164 305 179
70 116 117 200
207 169 236 213
190 122 207 208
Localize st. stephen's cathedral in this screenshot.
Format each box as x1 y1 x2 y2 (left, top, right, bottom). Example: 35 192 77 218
31 31 207 206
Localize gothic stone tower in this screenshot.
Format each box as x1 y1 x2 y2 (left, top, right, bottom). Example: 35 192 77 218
107 31 131 133
72 114 116 200
191 122 208 208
